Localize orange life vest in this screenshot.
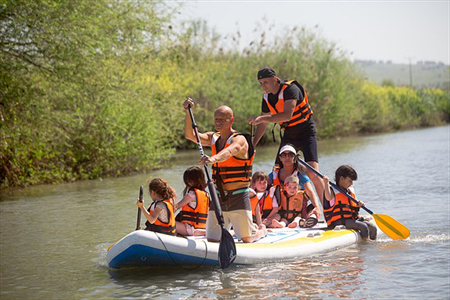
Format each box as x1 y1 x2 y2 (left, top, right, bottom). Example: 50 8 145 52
279 189 308 223
263 80 313 129
211 132 254 184
249 193 260 222
145 198 176 236
324 188 359 228
271 166 299 187
178 188 209 229
260 186 278 218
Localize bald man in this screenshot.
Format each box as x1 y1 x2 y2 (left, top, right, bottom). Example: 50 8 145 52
183 98 267 243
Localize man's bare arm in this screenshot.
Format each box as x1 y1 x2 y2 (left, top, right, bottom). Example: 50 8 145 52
252 113 270 147
200 135 247 165
183 97 212 146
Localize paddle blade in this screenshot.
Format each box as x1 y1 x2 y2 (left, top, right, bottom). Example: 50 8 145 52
372 213 410 240
218 228 237 269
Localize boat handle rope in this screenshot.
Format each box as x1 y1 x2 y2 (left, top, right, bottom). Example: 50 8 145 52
154 232 208 270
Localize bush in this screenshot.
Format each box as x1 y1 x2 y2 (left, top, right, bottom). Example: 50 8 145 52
1 3 448 188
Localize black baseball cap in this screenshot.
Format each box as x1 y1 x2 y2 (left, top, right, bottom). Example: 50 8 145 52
257 67 276 79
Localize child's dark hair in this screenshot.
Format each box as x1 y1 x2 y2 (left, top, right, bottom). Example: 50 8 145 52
148 178 177 203
183 166 207 194
251 171 269 185
335 165 358 182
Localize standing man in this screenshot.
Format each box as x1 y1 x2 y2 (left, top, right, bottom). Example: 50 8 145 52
247 66 324 203
183 98 267 243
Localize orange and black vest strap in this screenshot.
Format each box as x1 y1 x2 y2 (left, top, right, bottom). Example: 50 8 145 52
263 80 313 129
279 190 308 223
323 188 360 228
178 188 209 229
249 194 260 222
271 166 300 187
211 132 255 184
261 186 278 218
145 199 176 236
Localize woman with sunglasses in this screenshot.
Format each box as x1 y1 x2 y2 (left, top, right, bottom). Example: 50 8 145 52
268 144 322 220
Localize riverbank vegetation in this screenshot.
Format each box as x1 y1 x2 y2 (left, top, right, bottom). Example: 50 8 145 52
1 1 449 188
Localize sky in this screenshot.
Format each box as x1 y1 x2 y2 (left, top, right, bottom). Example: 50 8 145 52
178 1 449 65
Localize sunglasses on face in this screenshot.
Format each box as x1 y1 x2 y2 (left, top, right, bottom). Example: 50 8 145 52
279 152 295 158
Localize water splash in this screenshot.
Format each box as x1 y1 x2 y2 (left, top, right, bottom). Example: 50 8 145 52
91 243 111 268
374 233 450 244
407 234 450 244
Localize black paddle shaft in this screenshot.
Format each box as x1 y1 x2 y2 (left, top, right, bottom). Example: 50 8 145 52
187 105 236 268
135 186 144 230
296 156 374 215
187 106 226 226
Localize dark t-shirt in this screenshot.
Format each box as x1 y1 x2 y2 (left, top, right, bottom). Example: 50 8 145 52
261 81 314 135
261 82 303 114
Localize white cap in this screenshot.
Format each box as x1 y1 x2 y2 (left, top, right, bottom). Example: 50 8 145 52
279 145 297 155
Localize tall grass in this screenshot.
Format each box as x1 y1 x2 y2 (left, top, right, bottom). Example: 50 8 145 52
1 5 448 188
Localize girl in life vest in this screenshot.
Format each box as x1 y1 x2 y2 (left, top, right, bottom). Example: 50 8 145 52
174 166 210 236
249 171 281 228
248 171 268 226
323 165 377 240
136 178 176 236
272 175 318 228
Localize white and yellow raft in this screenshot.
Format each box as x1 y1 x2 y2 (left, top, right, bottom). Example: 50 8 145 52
107 224 360 269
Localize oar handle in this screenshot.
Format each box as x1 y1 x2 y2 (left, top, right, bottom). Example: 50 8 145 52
135 185 144 230
296 156 374 215
187 105 225 225
187 106 205 157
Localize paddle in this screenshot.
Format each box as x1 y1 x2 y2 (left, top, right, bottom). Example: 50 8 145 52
187 105 237 269
296 156 410 240
135 186 144 230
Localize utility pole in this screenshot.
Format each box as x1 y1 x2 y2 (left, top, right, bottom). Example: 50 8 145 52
409 57 413 87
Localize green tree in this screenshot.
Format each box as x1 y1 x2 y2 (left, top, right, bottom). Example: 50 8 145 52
1 6 448 189
0 0 175 187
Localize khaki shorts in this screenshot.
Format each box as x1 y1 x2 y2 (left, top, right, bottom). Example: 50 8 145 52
206 210 256 241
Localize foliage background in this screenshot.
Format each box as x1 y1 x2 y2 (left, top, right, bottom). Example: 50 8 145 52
1 1 449 188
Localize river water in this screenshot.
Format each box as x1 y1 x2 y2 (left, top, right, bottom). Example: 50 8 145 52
1 125 449 299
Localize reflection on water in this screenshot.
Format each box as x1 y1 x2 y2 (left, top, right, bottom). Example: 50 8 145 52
1 125 449 299
229 249 367 300
105 246 368 299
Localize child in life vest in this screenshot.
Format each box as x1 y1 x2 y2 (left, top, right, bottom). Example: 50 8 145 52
137 178 177 236
249 171 280 228
248 171 267 226
271 175 318 228
174 166 209 236
323 165 377 240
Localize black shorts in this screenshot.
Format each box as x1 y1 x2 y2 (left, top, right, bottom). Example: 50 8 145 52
276 117 318 163
210 188 251 212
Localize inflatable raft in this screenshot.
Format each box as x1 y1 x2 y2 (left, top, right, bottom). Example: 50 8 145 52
107 224 360 269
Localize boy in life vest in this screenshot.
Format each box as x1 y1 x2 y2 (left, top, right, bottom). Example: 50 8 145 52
272 175 319 228
323 165 377 240
175 166 209 236
137 178 177 236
